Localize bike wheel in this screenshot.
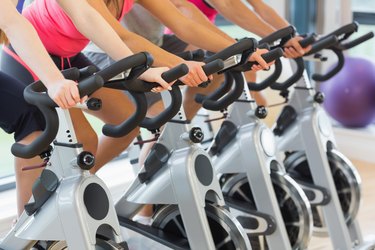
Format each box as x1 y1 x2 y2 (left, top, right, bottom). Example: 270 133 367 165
221 172 312 250
152 203 250 249
285 149 361 236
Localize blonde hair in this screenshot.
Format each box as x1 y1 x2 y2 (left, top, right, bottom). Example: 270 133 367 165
0 30 9 44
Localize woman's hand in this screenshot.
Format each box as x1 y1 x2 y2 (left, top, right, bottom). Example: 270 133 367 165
179 60 212 87
248 48 273 71
283 36 312 58
139 67 173 93
47 79 87 109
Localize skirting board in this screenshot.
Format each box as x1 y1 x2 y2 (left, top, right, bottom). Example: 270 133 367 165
333 125 375 164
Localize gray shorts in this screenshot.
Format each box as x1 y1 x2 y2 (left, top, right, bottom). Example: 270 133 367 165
83 35 188 107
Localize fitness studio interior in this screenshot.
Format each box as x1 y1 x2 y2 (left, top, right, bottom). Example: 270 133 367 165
0 0 374 249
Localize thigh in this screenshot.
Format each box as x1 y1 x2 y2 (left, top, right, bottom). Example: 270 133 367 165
86 87 135 124
0 47 36 85
0 72 45 141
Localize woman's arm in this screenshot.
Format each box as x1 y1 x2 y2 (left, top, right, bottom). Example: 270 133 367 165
208 0 276 38
247 0 289 30
169 0 234 42
138 0 236 53
0 0 81 108
70 0 209 86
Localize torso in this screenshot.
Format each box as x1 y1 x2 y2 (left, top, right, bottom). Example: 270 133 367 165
22 0 134 57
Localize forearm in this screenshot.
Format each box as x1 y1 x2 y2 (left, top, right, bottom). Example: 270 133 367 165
120 32 184 68
248 0 289 30
139 0 234 53
210 0 275 38
4 14 64 86
171 0 233 41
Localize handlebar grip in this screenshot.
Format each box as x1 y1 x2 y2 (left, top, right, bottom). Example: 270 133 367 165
204 38 257 63
78 65 98 80
238 47 283 71
176 51 193 60
192 49 206 61
202 59 225 75
299 33 316 48
312 49 345 82
305 35 338 56
259 25 296 45
61 67 80 80
341 31 374 50
12 74 105 158
161 64 189 83
324 22 358 39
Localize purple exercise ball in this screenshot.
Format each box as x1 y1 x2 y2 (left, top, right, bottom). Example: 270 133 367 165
320 57 375 127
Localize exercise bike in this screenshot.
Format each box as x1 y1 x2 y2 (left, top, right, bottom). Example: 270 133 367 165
0 53 176 250
271 22 375 249
114 39 275 250
195 27 324 250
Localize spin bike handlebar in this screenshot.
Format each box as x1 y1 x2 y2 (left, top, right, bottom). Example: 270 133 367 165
270 35 338 90
311 23 374 82
239 28 313 91
196 47 283 110
12 68 104 158
192 38 257 111
139 59 225 130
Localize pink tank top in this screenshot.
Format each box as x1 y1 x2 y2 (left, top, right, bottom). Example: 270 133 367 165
23 0 134 57
188 0 218 22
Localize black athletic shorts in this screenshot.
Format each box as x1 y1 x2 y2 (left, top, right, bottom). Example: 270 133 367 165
0 47 95 141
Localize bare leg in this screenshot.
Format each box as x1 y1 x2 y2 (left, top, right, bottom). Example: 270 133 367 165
244 70 267 106
14 132 44 217
84 88 139 173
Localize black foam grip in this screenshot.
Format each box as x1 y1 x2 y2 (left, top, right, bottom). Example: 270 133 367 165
61 67 80 81
102 92 147 137
78 65 99 80
341 32 374 50
305 35 338 56
141 85 182 130
202 71 244 111
161 64 189 83
271 57 305 91
204 38 257 63
202 59 225 75
299 33 316 48
259 26 296 45
324 22 358 39
176 51 193 60
312 49 345 82
244 48 283 70
248 58 283 91
191 49 206 61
